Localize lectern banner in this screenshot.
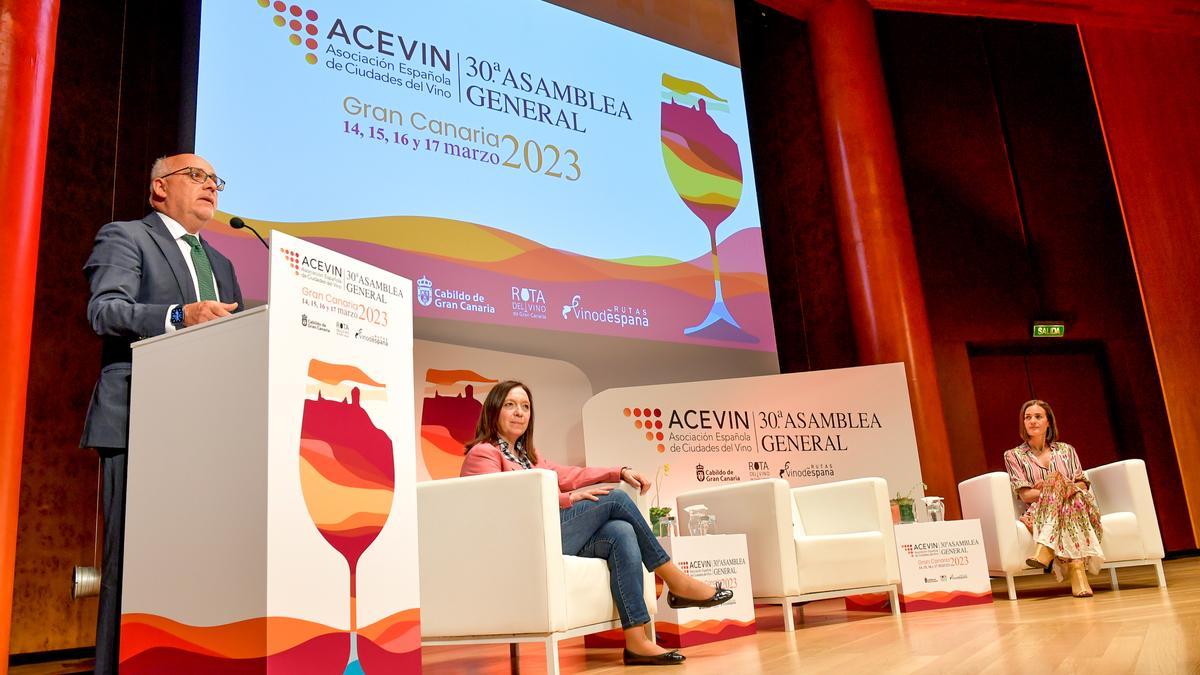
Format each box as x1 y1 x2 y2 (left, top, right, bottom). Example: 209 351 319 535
267 232 419 671
582 363 925 511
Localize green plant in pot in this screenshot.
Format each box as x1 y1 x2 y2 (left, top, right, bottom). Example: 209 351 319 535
649 464 673 536
891 482 927 524
650 506 673 535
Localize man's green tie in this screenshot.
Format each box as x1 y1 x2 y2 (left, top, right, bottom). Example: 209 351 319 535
181 234 218 301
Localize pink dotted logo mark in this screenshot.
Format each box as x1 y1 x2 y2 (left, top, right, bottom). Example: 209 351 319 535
623 406 665 453
281 248 301 275
259 0 320 65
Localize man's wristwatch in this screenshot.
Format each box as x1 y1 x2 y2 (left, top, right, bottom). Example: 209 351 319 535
170 305 186 329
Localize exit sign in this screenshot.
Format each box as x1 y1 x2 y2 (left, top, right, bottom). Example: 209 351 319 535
1032 322 1066 338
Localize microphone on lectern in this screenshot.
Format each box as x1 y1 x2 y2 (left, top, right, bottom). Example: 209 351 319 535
230 216 268 249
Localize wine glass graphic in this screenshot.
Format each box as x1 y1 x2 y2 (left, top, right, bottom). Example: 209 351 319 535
660 73 745 335
299 360 394 674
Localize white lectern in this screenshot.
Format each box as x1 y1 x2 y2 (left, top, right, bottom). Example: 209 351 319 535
118 233 420 673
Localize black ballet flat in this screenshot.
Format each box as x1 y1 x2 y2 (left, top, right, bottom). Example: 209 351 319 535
666 582 733 609
623 648 686 665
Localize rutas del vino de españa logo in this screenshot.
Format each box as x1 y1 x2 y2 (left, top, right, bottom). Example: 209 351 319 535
280 247 301 275
257 1 321 65
623 406 665 453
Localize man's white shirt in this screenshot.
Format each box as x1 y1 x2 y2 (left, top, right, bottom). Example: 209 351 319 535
159 212 221 332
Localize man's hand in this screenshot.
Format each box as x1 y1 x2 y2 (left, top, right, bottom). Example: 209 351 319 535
183 300 238 326
570 486 613 504
620 467 652 495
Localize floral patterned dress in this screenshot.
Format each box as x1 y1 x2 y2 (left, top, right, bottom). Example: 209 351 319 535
1003 442 1104 576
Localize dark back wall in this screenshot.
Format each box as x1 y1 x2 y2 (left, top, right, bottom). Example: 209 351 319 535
875 13 1188 549
13 0 191 654
737 0 858 373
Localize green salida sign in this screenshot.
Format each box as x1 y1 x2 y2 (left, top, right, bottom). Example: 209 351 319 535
1032 322 1066 338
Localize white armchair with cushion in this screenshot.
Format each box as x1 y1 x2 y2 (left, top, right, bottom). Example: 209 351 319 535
677 477 900 631
958 458 1165 600
417 469 655 675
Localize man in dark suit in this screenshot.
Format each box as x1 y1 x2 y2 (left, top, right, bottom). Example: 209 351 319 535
81 153 242 674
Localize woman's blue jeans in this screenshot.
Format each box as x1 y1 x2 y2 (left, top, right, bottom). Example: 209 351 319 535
559 489 670 628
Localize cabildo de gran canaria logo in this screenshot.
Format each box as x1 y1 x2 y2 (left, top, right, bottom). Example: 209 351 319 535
256 1 323 65
416 276 433 307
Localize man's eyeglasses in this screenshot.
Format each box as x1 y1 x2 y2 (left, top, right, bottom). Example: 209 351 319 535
159 166 226 191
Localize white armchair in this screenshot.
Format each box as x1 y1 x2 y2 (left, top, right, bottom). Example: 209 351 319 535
677 477 900 631
958 458 1165 600
417 469 655 674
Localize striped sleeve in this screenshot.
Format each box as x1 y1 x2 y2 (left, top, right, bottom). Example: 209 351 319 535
1004 448 1034 495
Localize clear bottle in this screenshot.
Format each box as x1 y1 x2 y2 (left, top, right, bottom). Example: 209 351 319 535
922 496 945 522
685 505 710 536
704 513 718 535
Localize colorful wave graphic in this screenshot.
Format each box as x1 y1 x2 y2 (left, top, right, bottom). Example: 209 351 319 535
421 424 470 480
213 213 767 281
899 590 993 612
582 628 626 649
844 592 892 612
419 369 492 479
655 618 756 648
585 618 757 650
299 386 395 570
120 610 420 673
662 74 728 103
308 360 386 387
424 368 496 387
660 85 743 237
846 589 992 613
206 210 776 352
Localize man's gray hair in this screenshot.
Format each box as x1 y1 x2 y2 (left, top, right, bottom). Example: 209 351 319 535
149 155 173 181
148 155 171 207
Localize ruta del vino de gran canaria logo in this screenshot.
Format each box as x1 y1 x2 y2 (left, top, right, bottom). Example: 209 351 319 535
256 1 322 65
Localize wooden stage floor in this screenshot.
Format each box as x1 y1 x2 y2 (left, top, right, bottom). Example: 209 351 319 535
422 556 1200 674
12 556 1199 674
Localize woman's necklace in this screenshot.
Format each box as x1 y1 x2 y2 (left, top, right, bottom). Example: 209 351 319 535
1028 441 1053 470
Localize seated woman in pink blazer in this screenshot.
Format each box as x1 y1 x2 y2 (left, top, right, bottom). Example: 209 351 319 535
461 380 732 667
